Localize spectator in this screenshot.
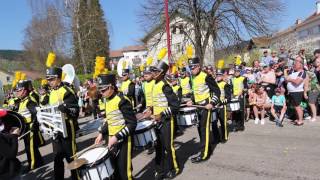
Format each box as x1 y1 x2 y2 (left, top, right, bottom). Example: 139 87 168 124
253 85 270 125
261 50 273 66
247 83 257 121
243 68 255 85
305 66 320 122
259 64 276 98
271 51 279 63
271 88 286 127
278 47 288 64
285 56 306 126
313 57 320 83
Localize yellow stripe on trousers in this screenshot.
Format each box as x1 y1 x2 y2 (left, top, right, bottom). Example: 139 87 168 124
170 117 179 173
69 120 80 180
224 105 228 140
30 130 35 169
203 110 211 160
38 131 44 145
127 136 133 180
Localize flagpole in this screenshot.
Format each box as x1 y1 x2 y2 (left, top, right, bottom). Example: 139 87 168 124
164 0 171 66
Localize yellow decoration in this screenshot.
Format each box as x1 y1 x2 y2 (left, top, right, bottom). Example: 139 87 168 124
235 55 242 66
15 71 22 81
122 60 127 69
93 56 107 78
217 59 224 69
139 64 144 72
171 65 177 74
146 57 153 66
20 73 27 80
41 79 48 86
186 45 193 58
46 52 56 68
157 48 167 60
102 68 108 74
12 79 17 88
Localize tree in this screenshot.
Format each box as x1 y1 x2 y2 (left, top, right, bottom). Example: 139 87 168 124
72 0 110 74
139 0 284 65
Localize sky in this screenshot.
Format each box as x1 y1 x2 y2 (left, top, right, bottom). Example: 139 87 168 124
0 0 318 50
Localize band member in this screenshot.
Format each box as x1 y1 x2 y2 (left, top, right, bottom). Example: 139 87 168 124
0 109 21 179
120 68 136 107
179 67 192 98
94 73 137 180
216 69 232 142
39 80 50 106
150 61 180 179
15 80 44 173
186 57 220 163
230 66 247 131
45 67 80 180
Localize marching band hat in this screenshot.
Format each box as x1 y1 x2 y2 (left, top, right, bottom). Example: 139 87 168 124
180 67 187 73
234 66 241 72
97 74 116 90
122 69 130 76
143 66 153 74
216 69 224 76
154 61 169 74
188 57 200 66
46 67 62 79
15 80 32 91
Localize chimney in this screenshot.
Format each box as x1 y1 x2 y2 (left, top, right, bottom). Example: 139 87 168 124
317 0 320 14
295 19 302 25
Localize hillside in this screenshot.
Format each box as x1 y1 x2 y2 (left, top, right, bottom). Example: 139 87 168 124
0 50 24 60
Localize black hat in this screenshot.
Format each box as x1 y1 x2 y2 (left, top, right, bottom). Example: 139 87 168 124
234 66 241 72
155 61 169 74
46 67 62 79
97 74 116 89
188 57 200 66
180 67 187 73
143 66 153 74
122 69 130 76
15 80 32 91
216 69 224 75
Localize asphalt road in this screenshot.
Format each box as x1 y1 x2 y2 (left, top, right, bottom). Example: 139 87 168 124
18 116 320 180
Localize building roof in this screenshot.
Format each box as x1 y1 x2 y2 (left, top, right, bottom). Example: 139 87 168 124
251 36 271 47
109 50 124 58
20 70 43 80
122 45 146 52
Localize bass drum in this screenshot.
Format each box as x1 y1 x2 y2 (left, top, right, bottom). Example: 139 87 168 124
0 109 26 136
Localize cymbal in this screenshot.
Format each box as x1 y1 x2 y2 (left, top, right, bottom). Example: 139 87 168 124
66 158 88 170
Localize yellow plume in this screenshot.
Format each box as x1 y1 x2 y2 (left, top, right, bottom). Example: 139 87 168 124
46 52 56 68
122 60 127 69
12 80 17 88
94 56 106 78
186 45 193 58
15 71 22 81
157 48 167 60
171 65 177 74
139 64 144 72
217 59 225 69
146 57 153 66
41 79 48 86
235 55 242 66
20 73 27 80
102 68 108 74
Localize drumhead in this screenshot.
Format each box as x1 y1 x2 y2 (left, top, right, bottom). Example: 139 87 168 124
0 109 26 135
135 121 154 134
179 107 197 112
79 147 109 165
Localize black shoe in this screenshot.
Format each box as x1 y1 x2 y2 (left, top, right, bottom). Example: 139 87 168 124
155 171 164 180
163 170 179 180
237 126 245 131
147 147 155 155
190 155 208 164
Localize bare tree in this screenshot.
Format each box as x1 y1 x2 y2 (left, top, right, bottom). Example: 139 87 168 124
139 0 284 64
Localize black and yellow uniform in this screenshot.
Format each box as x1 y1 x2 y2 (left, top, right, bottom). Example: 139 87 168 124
171 84 182 102
40 92 50 106
152 78 180 178
18 96 44 171
180 76 192 98
190 70 220 160
230 75 247 131
98 92 137 180
120 79 136 107
215 80 232 142
30 90 40 105
141 79 155 109
8 97 20 111
47 83 80 180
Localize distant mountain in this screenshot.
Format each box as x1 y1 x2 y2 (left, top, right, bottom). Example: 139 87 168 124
0 50 24 60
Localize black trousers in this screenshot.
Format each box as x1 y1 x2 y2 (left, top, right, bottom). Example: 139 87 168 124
112 136 133 180
232 97 245 130
211 110 220 144
53 120 79 180
197 107 212 159
23 123 44 170
155 118 179 175
217 106 228 141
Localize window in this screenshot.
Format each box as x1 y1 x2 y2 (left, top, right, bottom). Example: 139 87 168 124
6 76 10 82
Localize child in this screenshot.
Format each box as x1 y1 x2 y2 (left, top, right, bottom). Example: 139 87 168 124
271 88 286 127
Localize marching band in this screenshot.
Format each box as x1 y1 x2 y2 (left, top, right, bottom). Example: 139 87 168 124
0 49 249 180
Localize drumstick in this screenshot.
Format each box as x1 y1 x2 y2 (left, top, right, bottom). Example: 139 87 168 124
181 104 216 109
18 130 31 140
133 104 142 110
70 143 98 159
89 147 110 168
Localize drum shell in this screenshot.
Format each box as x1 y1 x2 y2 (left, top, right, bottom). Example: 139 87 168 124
134 121 157 148
177 107 197 126
0 110 26 136
227 100 240 112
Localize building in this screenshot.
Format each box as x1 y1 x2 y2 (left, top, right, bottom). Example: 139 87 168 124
0 69 43 86
142 12 215 65
0 70 13 85
109 45 147 69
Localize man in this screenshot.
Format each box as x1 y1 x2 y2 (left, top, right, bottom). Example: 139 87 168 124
285 56 306 126
151 61 180 179
179 67 192 98
261 50 273 66
15 80 44 173
120 68 136 107
94 74 137 180
278 46 288 64
230 66 247 131
215 69 232 143
186 57 220 163
141 66 156 111
271 51 279 63
45 67 80 180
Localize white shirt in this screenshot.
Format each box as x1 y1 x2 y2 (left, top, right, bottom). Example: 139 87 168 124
287 70 305 92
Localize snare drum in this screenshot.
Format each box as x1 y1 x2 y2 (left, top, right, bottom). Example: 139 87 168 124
79 147 114 180
177 107 197 126
228 99 240 112
133 120 157 148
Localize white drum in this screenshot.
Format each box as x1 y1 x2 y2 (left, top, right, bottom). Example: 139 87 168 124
133 120 157 148
79 147 114 180
228 99 240 112
178 107 197 126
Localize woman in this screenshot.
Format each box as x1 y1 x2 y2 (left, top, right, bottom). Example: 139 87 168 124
252 86 271 125
305 66 320 122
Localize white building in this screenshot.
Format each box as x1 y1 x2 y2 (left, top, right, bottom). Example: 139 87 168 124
142 12 215 65
109 45 147 68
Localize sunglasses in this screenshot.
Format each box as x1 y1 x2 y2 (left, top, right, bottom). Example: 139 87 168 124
99 85 112 93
